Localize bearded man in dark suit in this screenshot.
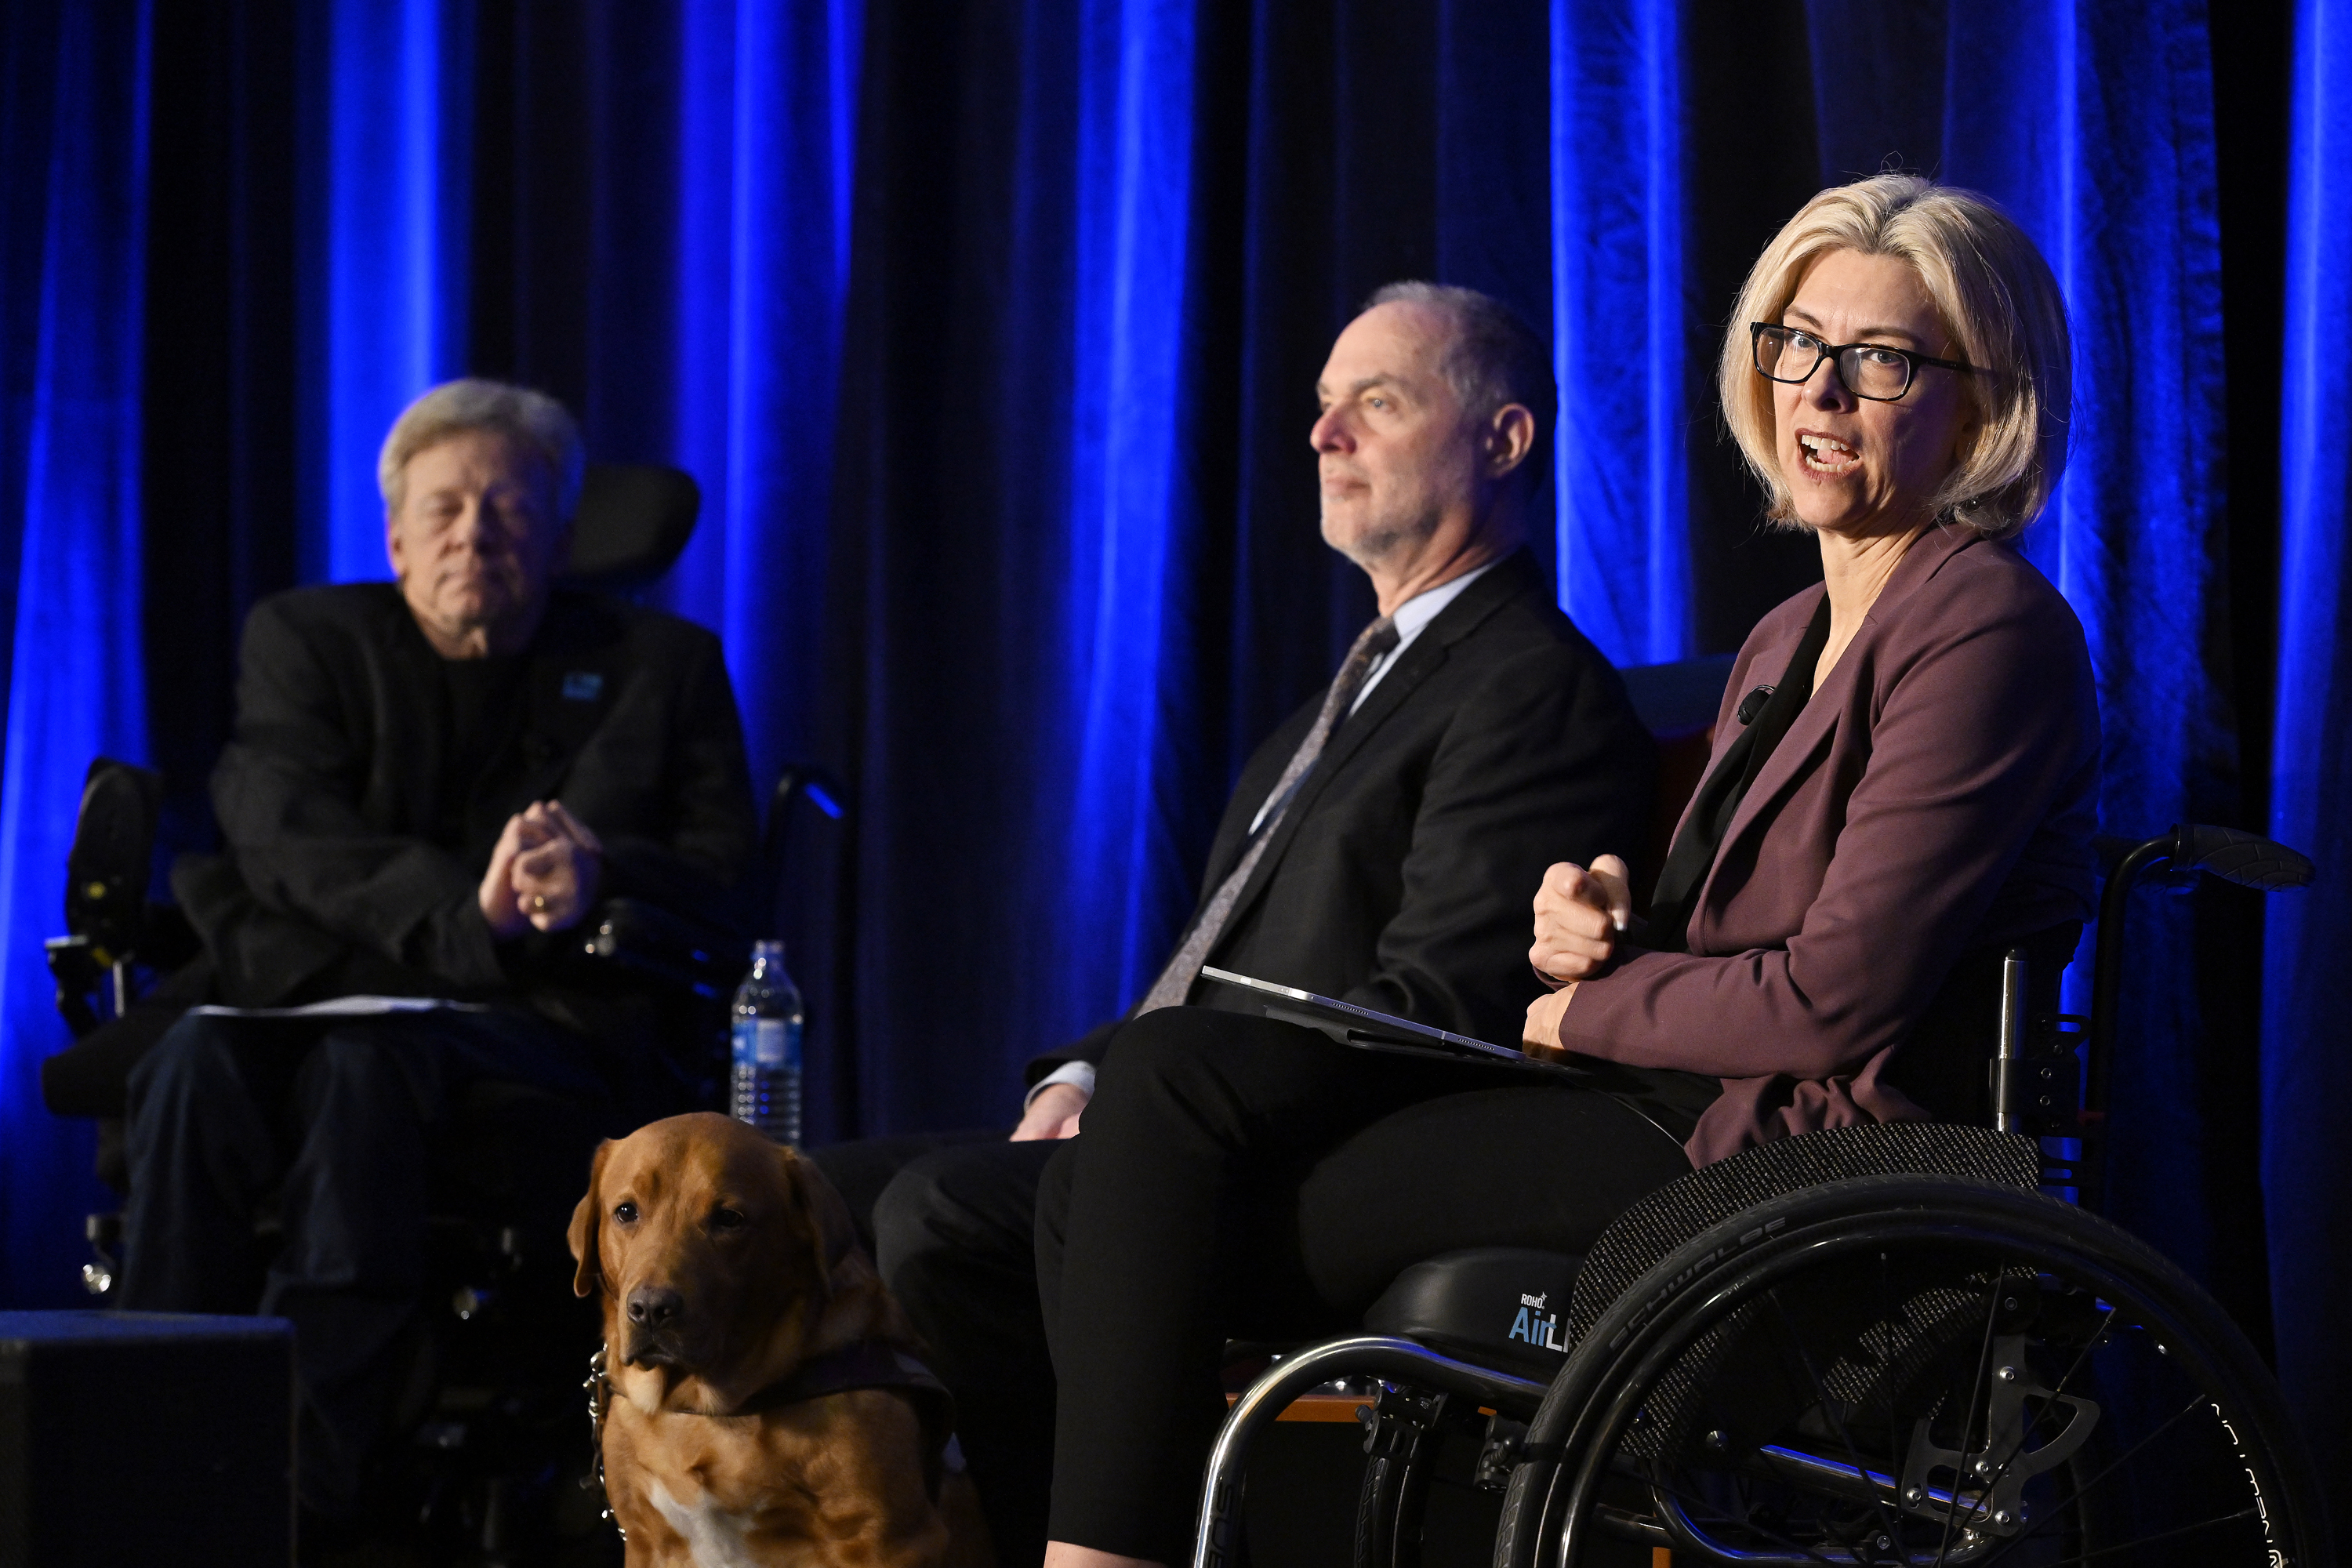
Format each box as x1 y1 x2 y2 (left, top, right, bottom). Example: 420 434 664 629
810 283 1657 1561
106 379 757 1532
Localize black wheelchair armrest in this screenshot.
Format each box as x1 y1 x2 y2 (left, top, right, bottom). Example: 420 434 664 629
574 896 752 1001
2165 822 2316 889
2092 823 2315 891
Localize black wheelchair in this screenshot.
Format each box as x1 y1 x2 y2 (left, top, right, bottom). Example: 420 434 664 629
1200 825 2332 1567
42 463 857 1565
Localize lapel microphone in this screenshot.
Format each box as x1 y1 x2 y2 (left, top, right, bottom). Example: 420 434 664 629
1737 686 1775 726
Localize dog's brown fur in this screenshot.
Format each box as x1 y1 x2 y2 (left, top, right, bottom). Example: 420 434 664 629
568 1112 985 1568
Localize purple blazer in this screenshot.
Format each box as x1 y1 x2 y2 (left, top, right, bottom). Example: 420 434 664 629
1554 524 2100 1165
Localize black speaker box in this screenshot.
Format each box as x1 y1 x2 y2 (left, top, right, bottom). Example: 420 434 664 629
0 1311 293 1567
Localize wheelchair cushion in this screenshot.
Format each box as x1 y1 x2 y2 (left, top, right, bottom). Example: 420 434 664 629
1363 1247 1585 1381
1566 1120 2039 1348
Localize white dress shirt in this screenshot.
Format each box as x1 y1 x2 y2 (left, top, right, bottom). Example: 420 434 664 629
1026 558 1501 1114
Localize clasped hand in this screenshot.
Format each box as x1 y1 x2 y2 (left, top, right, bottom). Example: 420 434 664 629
1522 852 1630 1059
478 800 604 939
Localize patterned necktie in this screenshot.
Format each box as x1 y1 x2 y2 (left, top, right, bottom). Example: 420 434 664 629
1135 613 1402 1014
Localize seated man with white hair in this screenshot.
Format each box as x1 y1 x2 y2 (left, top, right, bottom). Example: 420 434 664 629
109 379 757 1536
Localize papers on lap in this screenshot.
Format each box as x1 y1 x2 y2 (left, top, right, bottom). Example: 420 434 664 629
190 996 492 1019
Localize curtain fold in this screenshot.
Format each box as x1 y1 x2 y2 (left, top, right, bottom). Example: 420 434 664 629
1060 0 1207 1008
0 0 153 1305
304 0 476 585
661 0 862 793
2267 0 2352 1501
1550 0 1690 666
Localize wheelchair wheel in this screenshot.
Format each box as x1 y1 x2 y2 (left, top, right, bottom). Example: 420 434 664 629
1494 1174 2331 1568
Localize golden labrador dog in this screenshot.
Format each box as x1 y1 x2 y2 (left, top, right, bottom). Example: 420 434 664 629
569 1112 985 1567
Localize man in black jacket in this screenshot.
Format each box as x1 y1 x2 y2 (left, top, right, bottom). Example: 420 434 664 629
813 284 1655 1560
105 379 757 1530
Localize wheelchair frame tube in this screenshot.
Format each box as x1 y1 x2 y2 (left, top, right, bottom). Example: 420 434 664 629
2088 836 2172 1170
1191 1335 1548 1568
1992 947 2027 1135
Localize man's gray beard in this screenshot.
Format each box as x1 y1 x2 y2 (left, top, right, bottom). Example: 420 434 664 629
1321 504 1436 572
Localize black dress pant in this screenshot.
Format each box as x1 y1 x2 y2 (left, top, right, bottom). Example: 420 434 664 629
119 1006 612 1520
1035 1007 1698 1563
808 1128 996 1254
811 1129 1060 1566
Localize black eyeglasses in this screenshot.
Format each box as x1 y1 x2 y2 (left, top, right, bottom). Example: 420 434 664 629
1750 322 1976 402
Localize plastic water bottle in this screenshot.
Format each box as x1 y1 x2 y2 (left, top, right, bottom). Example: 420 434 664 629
729 940 804 1146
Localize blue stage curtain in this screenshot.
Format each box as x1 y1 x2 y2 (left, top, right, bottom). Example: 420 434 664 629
0 0 152 1306
818 0 1223 1131
300 0 477 586
2267 0 2352 1499
1058 0 1208 1008
1550 0 1691 666
659 0 863 792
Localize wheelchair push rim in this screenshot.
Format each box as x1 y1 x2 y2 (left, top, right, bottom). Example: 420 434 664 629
1495 1175 2330 1568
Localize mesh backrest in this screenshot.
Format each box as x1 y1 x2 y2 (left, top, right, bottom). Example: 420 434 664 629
1566 1121 2040 1346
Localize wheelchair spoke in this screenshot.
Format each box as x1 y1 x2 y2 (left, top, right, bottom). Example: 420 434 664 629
1933 1301 2118 1559
2032 1302 2115 1411
1997 1504 2262 1568
1933 1265 2011 1568
1962 1391 2212 1568
1763 1285 1907 1548
1873 1250 1907 1511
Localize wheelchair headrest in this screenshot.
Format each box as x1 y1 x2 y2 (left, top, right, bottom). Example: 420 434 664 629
561 463 701 592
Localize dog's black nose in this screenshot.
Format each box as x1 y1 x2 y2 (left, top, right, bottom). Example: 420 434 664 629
626 1286 684 1329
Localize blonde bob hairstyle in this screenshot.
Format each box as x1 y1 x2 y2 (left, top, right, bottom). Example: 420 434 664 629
376 378 585 520
1719 175 2071 539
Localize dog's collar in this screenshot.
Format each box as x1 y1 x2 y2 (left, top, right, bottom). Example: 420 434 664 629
583 1345 625 1543
739 1338 952 1428
584 1339 958 1531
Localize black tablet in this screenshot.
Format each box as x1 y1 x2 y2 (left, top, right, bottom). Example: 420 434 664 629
1196 966 1568 1074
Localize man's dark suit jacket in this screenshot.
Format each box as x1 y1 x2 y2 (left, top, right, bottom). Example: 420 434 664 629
179 582 758 1023
1030 548 1655 1082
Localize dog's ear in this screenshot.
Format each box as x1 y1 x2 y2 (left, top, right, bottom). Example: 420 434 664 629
779 1145 856 1301
568 1139 614 1299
